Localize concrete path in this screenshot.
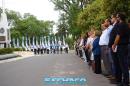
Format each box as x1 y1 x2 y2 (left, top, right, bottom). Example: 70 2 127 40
0 51 115 86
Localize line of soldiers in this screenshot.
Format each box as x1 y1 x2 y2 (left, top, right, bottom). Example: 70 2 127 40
31 44 69 55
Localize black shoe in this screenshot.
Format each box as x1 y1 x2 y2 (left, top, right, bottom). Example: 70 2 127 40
109 80 118 84
123 84 129 86
102 73 110 76
95 72 102 74
117 83 123 86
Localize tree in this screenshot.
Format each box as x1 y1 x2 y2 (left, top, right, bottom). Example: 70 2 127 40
77 0 130 33
50 0 93 39
56 13 68 37
6 10 21 27
102 0 130 17
77 0 105 31
4 10 55 45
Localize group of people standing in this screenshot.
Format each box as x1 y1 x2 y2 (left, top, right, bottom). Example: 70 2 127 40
75 13 130 86
32 44 69 55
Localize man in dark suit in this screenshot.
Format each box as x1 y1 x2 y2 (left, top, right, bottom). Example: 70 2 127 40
128 19 130 68
112 13 129 86
108 13 120 84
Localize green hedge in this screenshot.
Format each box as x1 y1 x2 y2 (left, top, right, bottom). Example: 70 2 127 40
13 48 23 51
22 48 25 51
0 48 14 55
0 48 25 55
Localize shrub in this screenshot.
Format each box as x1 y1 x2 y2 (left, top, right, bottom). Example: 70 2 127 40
22 48 25 51
13 48 23 51
0 48 14 55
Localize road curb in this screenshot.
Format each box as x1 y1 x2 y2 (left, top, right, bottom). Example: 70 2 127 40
0 54 19 60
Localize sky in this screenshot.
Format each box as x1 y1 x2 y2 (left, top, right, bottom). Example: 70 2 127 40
0 0 60 33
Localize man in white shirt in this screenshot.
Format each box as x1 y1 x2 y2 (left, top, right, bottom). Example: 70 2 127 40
99 19 113 76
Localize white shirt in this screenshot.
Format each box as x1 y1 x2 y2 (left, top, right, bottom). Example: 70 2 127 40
65 44 69 48
99 25 113 45
79 38 84 47
34 45 37 49
86 37 94 49
86 37 94 45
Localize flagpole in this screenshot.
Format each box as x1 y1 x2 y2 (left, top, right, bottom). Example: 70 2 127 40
2 0 5 13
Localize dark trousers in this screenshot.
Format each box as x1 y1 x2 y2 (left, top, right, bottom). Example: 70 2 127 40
34 49 37 54
41 49 43 54
94 55 102 74
110 49 121 82
60 48 62 54
75 48 78 55
65 48 68 53
100 46 112 75
128 44 130 67
84 49 89 62
47 49 49 54
79 49 82 57
44 48 46 53
53 49 56 54
88 50 91 63
117 45 129 85
4 43 6 48
37 48 40 54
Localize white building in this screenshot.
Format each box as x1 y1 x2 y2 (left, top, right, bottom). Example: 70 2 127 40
0 0 10 48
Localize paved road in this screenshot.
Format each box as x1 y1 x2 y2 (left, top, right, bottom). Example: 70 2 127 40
0 51 115 86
